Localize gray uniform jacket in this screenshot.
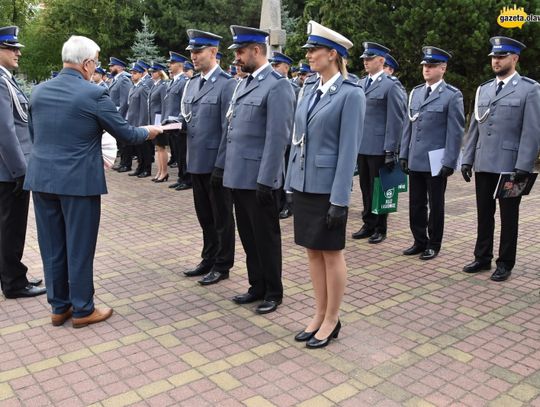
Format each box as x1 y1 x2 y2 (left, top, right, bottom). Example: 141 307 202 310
126 81 149 127
358 73 406 155
148 80 166 125
400 81 465 172
109 71 131 119
0 69 31 181
285 76 366 207
161 75 188 122
182 67 235 174
462 73 540 173
217 64 295 190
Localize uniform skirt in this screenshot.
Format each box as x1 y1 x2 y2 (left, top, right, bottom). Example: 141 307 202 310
154 133 169 147
293 190 347 251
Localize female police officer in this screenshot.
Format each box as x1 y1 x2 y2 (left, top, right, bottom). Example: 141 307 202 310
285 21 365 348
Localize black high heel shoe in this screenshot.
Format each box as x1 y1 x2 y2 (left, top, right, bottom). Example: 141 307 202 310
294 329 318 342
154 174 169 183
306 320 341 349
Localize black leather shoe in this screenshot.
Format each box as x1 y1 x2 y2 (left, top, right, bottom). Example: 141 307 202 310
294 329 318 342
112 164 121 171
137 171 151 178
175 183 192 191
279 208 292 219
255 299 282 314
368 232 386 244
128 169 142 176
184 262 213 277
403 244 425 256
169 182 181 189
351 225 374 239
232 292 263 304
463 261 491 273
198 270 229 286
306 320 341 349
117 166 131 173
4 285 47 299
490 266 511 282
28 277 43 286
420 249 438 260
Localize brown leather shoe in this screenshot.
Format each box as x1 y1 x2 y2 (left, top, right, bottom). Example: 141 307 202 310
72 308 113 328
51 308 72 326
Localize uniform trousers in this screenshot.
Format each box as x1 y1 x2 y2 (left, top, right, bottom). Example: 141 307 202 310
191 174 234 272
135 140 154 172
474 172 521 270
232 189 283 301
408 171 447 251
175 131 191 184
357 154 387 233
0 183 30 294
33 192 100 318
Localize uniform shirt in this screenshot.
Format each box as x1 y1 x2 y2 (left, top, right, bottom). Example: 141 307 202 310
496 71 517 91
425 79 443 94
202 64 219 81
316 71 341 96
368 69 384 83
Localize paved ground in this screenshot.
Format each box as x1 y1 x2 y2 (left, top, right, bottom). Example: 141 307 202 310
1 164 539 407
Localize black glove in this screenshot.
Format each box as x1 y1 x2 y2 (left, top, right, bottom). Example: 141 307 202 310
384 151 396 170
438 165 454 178
210 167 224 187
12 175 25 197
461 164 472 182
513 169 529 183
255 183 273 206
326 204 348 230
399 158 409 174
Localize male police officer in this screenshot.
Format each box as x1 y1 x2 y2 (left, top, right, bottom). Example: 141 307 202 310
0 26 46 299
216 26 295 314
461 36 540 282
399 46 464 260
383 54 399 76
181 29 236 286
108 57 132 172
353 42 406 244
92 66 108 88
163 52 189 187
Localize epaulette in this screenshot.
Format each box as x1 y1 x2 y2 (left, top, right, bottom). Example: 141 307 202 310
271 70 283 79
290 80 300 88
343 79 361 87
413 84 424 90
521 76 538 85
304 74 318 85
192 73 201 79
386 74 397 81
445 83 459 92
479 78 494 87
220 71 232 79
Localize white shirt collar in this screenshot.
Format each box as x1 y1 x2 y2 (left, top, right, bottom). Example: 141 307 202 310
317 72 341 96
497 71 518 87
251 62 271 79
202 64 219 81
173 73 183 81
426 79 443 93
369 69 384 82
0 65 13 79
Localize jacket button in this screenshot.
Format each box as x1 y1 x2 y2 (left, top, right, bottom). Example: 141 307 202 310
487 132 491 136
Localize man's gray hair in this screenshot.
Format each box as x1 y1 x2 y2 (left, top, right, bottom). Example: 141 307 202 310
61 35 100 64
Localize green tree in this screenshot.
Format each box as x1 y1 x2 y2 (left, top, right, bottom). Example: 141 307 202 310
130 15 163 63
0 0 39 27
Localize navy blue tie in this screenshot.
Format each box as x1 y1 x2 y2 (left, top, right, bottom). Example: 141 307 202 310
495 81 504 96
365 77 373 90
308 89 323 116
424 86 432 100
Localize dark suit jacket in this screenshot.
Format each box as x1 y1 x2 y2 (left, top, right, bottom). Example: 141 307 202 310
24 68 148 196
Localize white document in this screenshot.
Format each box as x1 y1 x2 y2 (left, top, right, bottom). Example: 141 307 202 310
161 122 182 131
428 148 462 176
101 132 118 169
154 113 162 126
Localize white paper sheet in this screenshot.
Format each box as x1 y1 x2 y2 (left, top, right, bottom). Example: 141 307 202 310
154 113 162 126
428 148 462 177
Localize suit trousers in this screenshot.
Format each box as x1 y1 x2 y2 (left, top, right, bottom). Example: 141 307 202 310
474 172 521 269
0 183 30 293
408 171 447 251
232 189 283 301
357 154 388 233
191 173 235 272
33 192 101 318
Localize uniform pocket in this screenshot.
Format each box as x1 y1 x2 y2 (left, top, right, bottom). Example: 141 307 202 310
315 154 338 168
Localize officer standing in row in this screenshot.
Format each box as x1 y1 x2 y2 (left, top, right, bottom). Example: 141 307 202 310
399 46 465 260
0 26 46 299
108 57 132 172
181 29 236 286
461 36 540 282
148 63 168 182
126 63 151 178
162 52 189 188
353 42 406 244
92 66 108 88
383 54 398 76
217 25 295 314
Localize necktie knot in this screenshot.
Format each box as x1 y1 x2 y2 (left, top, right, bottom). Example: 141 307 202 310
308 89 323 116
365 77 373 90
245 75 253 87
199 78 206 90
496 81 504 96
424 86 432 100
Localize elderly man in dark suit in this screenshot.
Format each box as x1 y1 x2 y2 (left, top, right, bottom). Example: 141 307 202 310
0 26 46 299
24 35 162 327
